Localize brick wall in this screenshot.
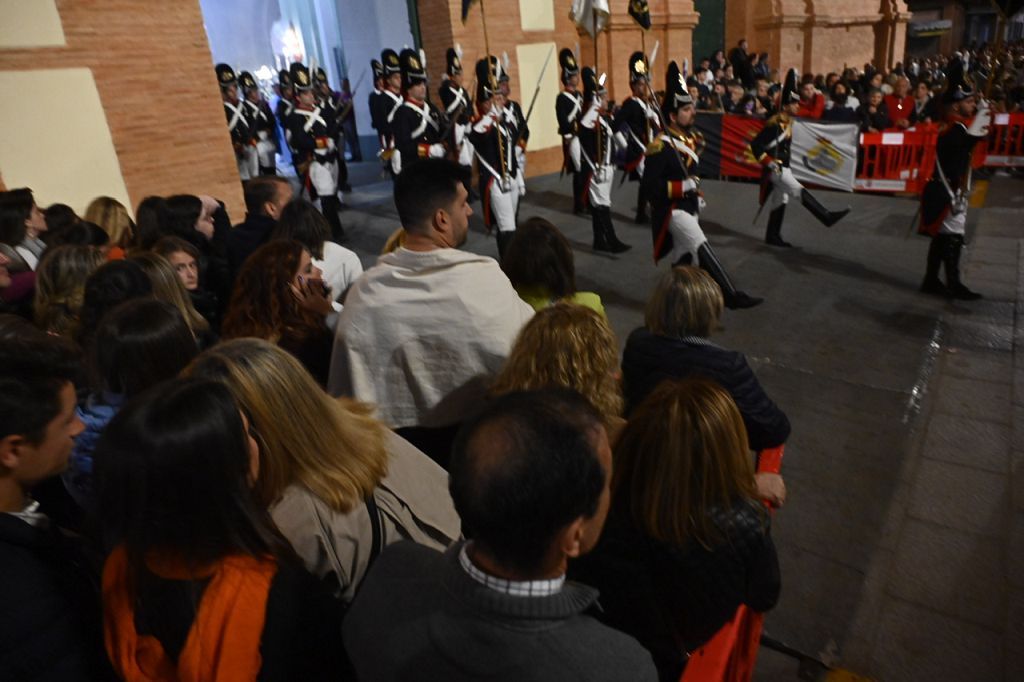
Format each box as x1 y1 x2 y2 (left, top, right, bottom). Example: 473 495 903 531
0 0 245 218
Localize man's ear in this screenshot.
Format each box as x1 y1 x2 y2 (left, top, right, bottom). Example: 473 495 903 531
264 201 280 220
0 434 25 471
558 516 588 560
433 206 450 234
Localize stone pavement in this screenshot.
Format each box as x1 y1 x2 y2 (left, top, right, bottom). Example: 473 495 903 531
331 162 1022 681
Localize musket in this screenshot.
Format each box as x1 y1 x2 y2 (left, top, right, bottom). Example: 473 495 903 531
333 69 368 122
510 45 555 148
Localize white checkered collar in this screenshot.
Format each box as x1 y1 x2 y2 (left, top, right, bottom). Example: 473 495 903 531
458 544 565 598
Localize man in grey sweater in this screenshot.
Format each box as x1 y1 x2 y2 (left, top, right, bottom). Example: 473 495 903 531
343 389 658 681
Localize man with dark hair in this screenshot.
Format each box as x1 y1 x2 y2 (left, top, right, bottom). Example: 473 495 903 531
225 176 293 278
0 332 113 681
328 158 533 466
343 389 657 681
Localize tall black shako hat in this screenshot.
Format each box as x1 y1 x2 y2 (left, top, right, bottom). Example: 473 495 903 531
943 56 975 104
662 61 693 116
215 63 237 89
238 71 258 92
400 48 427 89
582 66 605 102
560 48 579 83
314 67 330 90
381 49 401 77
446 47 463 77
278 69 292 90
629 51 650 83
780 68 800 109
289 62 313 92
475 56 500 103
371 59 384 82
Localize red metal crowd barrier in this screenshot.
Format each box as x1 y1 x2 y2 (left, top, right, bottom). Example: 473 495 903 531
854 124 939 193
678 445 785 682
977 112 1024 167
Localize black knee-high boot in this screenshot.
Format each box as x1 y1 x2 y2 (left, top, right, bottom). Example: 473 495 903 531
800 189 850 227
765 205 791 247
592 207 630 254
495 230 514 259
573 172 588 215
320 196 345 242
635 185 648 224
698 243 763 309
920 236 947 296
942 234 982 300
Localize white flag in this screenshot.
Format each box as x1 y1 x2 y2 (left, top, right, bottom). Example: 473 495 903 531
570 0 610 38
790 119 859 192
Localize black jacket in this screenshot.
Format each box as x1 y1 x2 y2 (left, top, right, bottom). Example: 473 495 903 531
226 213 278 282
622 328 790 450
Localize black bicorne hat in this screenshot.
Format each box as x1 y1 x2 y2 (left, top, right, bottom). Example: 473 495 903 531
943 56 975 104
560 48 579 81
289 62 313 91
446 47 463 76
629 51 649 83
215 63 237 89
662 61 693 114
400 48 427 89
781 68 800 107
238 71 257 91
371 59 384 81
381 49 401 76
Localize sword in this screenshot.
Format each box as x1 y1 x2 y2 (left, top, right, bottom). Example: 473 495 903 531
334 69 368 122
510 45 555 149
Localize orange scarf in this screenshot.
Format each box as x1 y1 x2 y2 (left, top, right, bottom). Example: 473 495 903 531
103 546 277 682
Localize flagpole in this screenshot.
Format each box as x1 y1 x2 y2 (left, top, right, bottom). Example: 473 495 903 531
593 7 602 178
480 0 508 186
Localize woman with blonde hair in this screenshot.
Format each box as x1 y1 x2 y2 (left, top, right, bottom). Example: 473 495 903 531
129 251 212 343
570 378 783 681
623 265 789 451
84 196 134 257
491 302 624 433
185 338 461 603
33 245 106 336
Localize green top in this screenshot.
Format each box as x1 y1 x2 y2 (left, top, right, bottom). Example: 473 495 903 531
516 287 606 317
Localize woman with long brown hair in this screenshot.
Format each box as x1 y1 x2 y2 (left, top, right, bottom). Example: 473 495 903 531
221 240 334 385
570 378 783 681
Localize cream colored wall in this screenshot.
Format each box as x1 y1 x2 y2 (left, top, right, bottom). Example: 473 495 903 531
519 0 555 32
0 68 131 215
516 41 560 152
0 0 64 48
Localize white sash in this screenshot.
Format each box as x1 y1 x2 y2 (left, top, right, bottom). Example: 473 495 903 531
225 101 245 131
295 106 326 133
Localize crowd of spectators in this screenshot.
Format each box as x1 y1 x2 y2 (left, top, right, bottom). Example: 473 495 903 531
0 155 791 680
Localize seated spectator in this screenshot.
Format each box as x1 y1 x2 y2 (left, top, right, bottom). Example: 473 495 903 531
327 158 533 467
42 203 80 244
859 87 892 133
622 267 790 451
84 197 134 259
152 235 219 332
754 78 773 114
0 331 113 681
186 339 461 602
797 80 825 119
95 378 344 680
722 79 746 114
67 299 198 510
129 252 212 344
501 217 604 314
491 303 624 437
910 80 937 124
222 240 334 386
754 52 771 80
44 221 110 250
570 378 782 681
130 196 167 251
822 81 860 123
343 389 657 682
272 198 362 303
226 176 293 279
74 260 152 350
33 245 106 336
0 188 48 272
885 76 915 128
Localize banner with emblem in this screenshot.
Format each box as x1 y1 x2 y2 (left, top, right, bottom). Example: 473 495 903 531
627 0 651 29
719 115 764 179
693 113 722 178
571 0 611 37
790 119 859 192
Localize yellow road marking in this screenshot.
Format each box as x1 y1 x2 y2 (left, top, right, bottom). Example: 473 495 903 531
969 179 989 208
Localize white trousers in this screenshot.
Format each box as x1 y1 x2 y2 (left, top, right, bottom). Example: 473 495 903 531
487 173 522 233
667 209 709 266
310 157 339 198
939 207 967 235
768 166 804 211
238 146 258 180
588 164 614 208
256 132 276 169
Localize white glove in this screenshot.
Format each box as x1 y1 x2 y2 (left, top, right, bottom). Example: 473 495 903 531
473 110 499 133
966 99 992 137
580 103 600 128
682 178 699 193
516 170 526 196
429 143 446 158
515 145 526 171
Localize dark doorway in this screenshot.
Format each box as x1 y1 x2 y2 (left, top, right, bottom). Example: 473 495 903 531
692 0 726 65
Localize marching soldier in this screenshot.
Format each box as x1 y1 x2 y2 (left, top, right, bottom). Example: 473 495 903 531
368 59 385 152
613 51 661 223
642 62 762 309
469 57 522 257
918 57 990 300
499 57 530 187
239 71 278 176
275 69 295 168
748 68 850 247
375 49 404 176
439 47 474 180
578 66 630 253
390 48 445 175
556 48 587 215
216 64 258 180
314 67 352 193
286 62 344 241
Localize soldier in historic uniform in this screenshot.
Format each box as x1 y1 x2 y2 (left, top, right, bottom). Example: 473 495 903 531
469 57 522 257
275 69 295 169
286 62 344 241
375 49 405 177
314 66 351 193
918 57 990 300
556 48 587 215
216 64 258 180
239 71 278 176
642 62 762 309
368 59 385 151
498 55 529 184
389 48 445 175
613 51 661 223
749 68 851 247
578 66 631 253
440 47 474 181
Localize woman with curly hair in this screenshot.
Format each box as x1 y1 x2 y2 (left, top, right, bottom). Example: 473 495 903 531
490 302 624 437
33 245 106 336
221 240 334 386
